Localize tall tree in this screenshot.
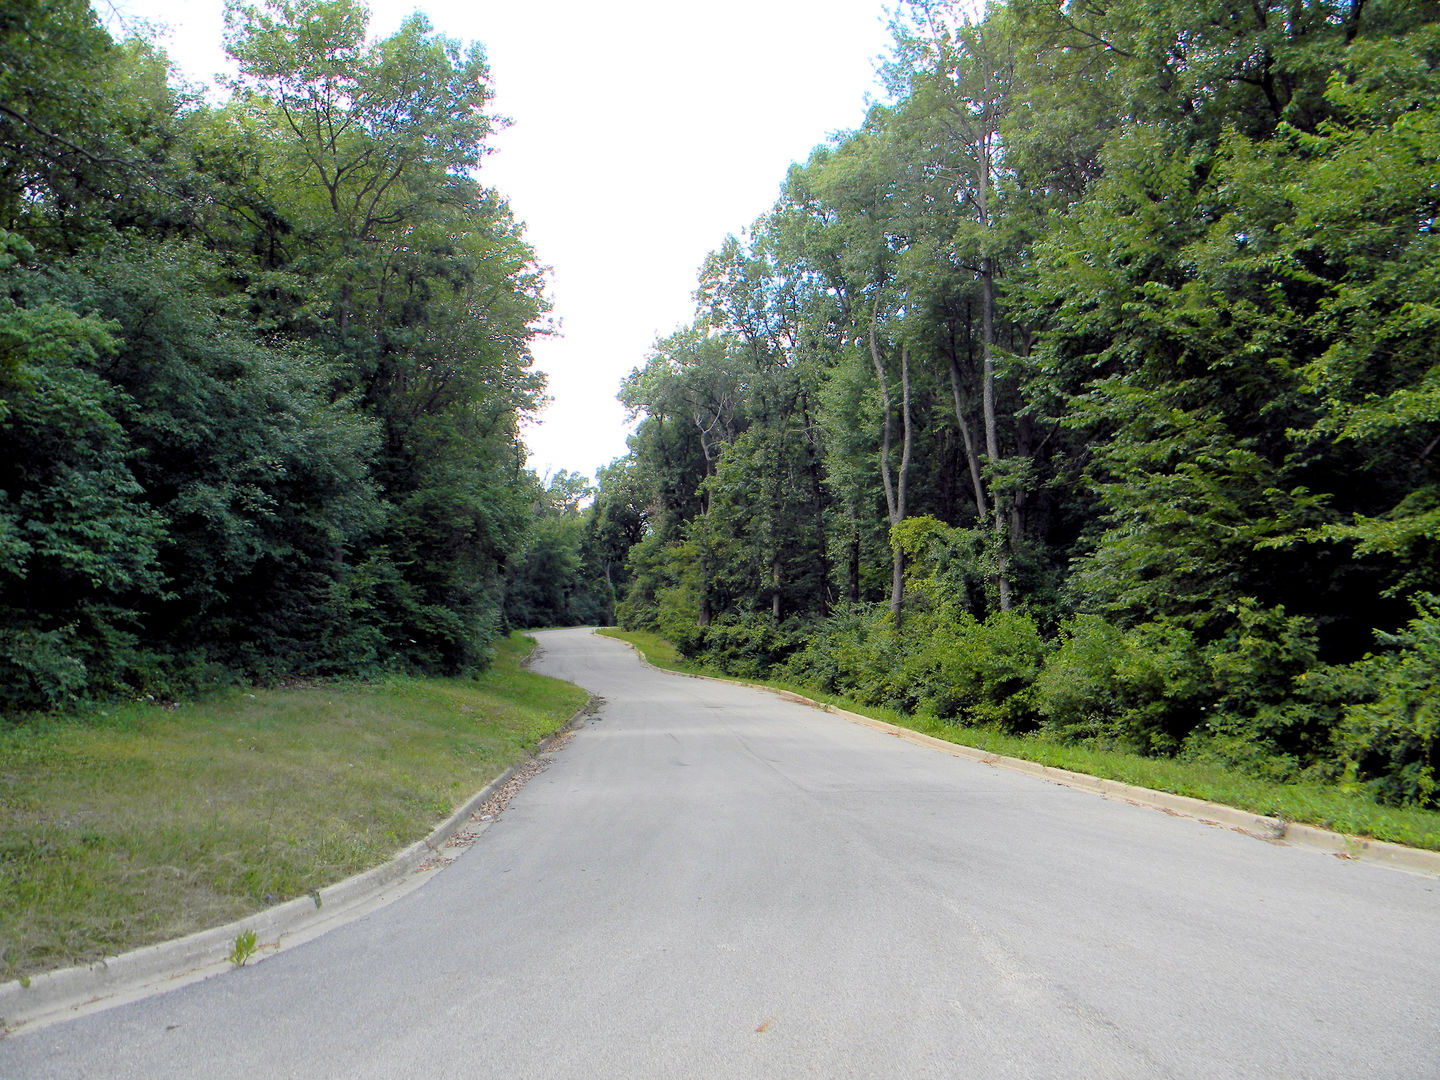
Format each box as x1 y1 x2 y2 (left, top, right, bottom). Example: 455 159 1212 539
223 0 546 670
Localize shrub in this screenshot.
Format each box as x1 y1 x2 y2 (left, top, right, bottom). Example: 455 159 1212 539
1034 615 1127 741
654 583 705 657
1202 599 1328 763
1036 616 1206 754
901 609 1045 731
780 605 907 709
694 614 806 679
1336 594 1440 807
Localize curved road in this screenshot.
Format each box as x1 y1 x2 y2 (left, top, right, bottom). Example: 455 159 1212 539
3 627 1437 1078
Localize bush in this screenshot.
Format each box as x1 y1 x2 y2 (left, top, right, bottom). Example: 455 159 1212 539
694 615 806 679
0 625 89 713
1336 594 1440 807
780 605 908 709
1035 615 1126 741
782 605 1045 728
1201 599 1328 764
1036 616 1206 754
900 609 1045 731
654 582 706 657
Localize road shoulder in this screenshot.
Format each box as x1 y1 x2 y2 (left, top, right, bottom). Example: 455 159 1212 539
0 698 594 1038
610 634 1440 879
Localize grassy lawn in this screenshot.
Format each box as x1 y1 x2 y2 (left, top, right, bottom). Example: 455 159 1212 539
0 633 588 983
595 628 710 675
598 627 1440 853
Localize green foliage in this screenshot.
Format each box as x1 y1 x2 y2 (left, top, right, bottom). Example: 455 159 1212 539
892 515 1007 617
1281 28 1440 600
900 609 1045 730
688 615 807 681
1034 616 1127 741
1035 616 1206 754
602 0 1440 828
1201 600 1326 764
0 239 167 710
228 929 258 967
48 240 387 674
503 471 614 630
654 579 706 658
505 514 584 629
1337 594 1440 807
0 0 149 236
0 0 549 715
615 529 709 656
780 606 908 710
774 602 1044 730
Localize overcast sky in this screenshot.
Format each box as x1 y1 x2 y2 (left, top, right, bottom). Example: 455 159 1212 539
103 0 899 485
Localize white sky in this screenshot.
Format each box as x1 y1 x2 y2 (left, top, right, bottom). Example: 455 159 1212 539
101 0 899 485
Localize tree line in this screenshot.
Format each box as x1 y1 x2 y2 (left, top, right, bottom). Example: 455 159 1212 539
1 0 556 712
585 0 1440 808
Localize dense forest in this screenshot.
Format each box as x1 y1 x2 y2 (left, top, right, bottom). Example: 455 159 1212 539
571 0 1440 809
7 0 1439 812
1 0 558 709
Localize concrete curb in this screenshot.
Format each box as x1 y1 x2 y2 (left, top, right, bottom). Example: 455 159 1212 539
605 633 1440 879
0 698 595 1038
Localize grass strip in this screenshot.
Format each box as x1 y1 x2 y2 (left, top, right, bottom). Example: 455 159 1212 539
0 633 588 983
597 627 1440 853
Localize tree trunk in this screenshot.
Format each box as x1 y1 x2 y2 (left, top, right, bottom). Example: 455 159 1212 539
949 348 989 523
976 133 1012 612
771 551 782 621
871 310 912 626
800 393 831 618
693 405 728 629
848 523 861 604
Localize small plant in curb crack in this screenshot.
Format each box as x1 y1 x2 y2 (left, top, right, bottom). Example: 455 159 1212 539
229 929 257 967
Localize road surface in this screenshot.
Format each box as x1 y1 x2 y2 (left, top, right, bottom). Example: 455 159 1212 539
3 627 1437 1078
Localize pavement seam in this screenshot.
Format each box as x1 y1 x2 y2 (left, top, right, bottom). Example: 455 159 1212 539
0 696 597 1038
607 633 1440 879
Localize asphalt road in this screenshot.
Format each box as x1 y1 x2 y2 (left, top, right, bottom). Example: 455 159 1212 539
4 627 1437 1078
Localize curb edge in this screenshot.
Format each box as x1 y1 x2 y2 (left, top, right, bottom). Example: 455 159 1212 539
0 698 595 1037
605 632 1440 878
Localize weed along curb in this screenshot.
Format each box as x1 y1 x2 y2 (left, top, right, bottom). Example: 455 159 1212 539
0 697 598 1038
609 635 1440 880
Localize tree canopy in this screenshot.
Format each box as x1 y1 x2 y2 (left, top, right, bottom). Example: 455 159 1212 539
9 0 1440 810
0 0 549 709
599 0 1440 807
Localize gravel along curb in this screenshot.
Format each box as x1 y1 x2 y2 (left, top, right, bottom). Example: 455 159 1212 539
0 697 597 1038
608 634 1440 879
